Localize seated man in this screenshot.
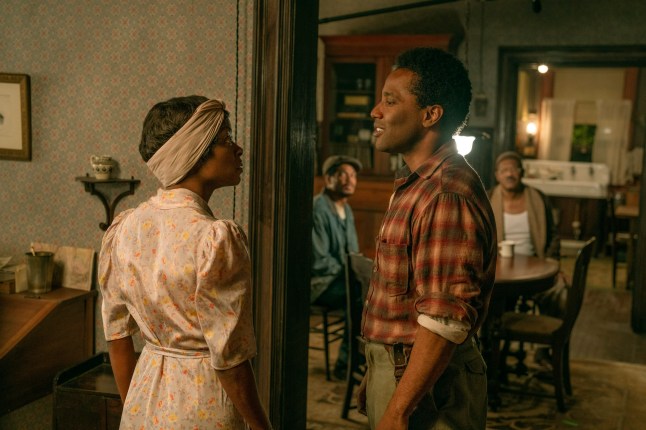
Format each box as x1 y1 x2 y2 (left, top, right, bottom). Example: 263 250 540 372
489 152 567 313
489 151 560 261
489 151 564 364
311 155 362 380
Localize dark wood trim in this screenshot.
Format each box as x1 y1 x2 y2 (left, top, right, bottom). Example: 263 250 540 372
250 0 318 428
496 46 646 332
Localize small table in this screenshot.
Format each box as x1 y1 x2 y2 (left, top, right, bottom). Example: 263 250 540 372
484 255 561 409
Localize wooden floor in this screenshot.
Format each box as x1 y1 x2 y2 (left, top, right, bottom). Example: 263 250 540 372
563 254 646 365
306 253 646 428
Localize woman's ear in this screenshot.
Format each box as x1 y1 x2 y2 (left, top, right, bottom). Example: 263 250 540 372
422 105 443 128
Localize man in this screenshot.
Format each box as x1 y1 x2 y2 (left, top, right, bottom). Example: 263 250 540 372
360 47 497 430
489 151 560 261
311 154 362 379
489 150 564 354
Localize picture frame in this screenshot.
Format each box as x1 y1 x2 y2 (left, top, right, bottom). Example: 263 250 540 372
0 73 31 161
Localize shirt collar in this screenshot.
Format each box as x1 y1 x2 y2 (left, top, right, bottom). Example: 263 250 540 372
152 188 214 217
394 140 459 187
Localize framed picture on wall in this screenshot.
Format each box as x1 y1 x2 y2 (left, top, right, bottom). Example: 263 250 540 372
0 73 31 161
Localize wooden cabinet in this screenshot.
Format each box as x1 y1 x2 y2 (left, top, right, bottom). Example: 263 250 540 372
0 288 96 415
317 34 456 257
318 34 456 177
53 353 122 430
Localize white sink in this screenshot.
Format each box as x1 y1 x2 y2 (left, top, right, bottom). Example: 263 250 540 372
521 160 609 199
521 178 607 199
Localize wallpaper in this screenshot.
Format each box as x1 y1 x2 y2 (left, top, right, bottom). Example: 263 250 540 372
0 0 253 264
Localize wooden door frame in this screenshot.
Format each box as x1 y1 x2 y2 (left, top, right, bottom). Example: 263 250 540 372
496 46 646 332
249 0 318 428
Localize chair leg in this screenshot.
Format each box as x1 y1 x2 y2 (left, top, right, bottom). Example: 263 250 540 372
563 343 572 395
322 311 331 381
499 339 511 384
552 344 566 412
340 360 355 419
612 244 618 289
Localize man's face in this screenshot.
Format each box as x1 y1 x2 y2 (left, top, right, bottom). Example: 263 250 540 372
495 158 523 192
370 68 427 155
325 163 357 197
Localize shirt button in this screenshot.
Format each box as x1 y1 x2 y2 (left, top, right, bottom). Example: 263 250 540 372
373 266 377 272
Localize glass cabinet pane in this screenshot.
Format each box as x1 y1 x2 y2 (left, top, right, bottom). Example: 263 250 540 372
328 63 376 172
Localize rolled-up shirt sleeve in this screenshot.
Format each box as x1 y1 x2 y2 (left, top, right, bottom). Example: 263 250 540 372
412 192 488 344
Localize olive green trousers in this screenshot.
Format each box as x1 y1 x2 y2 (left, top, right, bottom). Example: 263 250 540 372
364 337 487 430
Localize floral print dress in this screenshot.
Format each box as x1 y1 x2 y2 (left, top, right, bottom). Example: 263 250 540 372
99 188 256 429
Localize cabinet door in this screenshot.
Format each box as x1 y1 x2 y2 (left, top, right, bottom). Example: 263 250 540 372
319 34 455 178
323 60 378 174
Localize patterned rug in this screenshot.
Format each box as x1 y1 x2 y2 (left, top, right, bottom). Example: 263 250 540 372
487 358 646 429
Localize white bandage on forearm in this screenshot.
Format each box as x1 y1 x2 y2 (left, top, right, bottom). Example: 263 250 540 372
417 314 470 344
146 99 226 187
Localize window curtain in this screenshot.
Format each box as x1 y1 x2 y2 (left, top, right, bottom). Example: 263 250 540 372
537 98 576 161
592 99 633 185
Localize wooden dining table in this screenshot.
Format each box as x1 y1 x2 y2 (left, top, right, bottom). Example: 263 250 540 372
483 254 561 409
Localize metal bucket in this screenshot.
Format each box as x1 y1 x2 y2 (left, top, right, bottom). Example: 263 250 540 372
25 252 55 294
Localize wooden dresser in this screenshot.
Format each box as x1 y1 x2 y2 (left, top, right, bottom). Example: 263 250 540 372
0 287 96 415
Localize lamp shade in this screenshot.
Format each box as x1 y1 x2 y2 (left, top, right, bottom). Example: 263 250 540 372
454 135 475 156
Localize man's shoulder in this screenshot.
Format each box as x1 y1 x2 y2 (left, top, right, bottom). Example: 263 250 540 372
313 192 336 218
313 192 328 208
437 154 486 195
525 185 549 201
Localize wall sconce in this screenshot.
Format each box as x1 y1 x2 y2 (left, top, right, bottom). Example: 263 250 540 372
454 135 476 156
526 115 538 137
523 112 538 157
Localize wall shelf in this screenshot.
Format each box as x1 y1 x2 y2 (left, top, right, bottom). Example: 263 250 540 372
76 175 140 231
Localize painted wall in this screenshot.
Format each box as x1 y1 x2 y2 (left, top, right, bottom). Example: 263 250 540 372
0 1 253 427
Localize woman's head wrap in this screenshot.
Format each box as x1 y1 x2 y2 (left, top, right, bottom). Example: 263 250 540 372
146 99 227 187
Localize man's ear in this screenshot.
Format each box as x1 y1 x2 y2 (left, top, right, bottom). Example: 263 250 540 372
421 105 443 128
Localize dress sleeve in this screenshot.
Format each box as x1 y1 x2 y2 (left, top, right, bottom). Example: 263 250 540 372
412 193 488 343
99 209 139 341
195 220 257 370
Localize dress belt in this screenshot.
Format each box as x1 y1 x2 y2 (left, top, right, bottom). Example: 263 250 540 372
144 342 210 359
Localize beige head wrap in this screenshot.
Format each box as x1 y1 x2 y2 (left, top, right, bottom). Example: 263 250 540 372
146 99 227 187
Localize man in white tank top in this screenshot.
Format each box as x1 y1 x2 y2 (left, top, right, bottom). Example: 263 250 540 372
488 151 565 365
488 151 560 261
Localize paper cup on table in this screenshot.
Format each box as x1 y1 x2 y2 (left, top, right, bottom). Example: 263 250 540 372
499 240 515 258
24 251 55 294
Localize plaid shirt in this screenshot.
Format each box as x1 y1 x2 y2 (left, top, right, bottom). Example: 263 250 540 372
361 142 497 345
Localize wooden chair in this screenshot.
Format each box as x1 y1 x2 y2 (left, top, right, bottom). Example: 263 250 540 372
497 237 595 412
340 252 373 419
309 304 345 381
609 197 635 289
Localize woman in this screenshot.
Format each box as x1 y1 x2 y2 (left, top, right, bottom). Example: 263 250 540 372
99 96 271 429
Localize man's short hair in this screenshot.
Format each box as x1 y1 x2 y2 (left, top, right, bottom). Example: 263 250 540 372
495 151 524 170
322 155 362 176
394 47 472 136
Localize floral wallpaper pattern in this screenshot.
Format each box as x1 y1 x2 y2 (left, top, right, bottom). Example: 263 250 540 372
0 0 253 263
